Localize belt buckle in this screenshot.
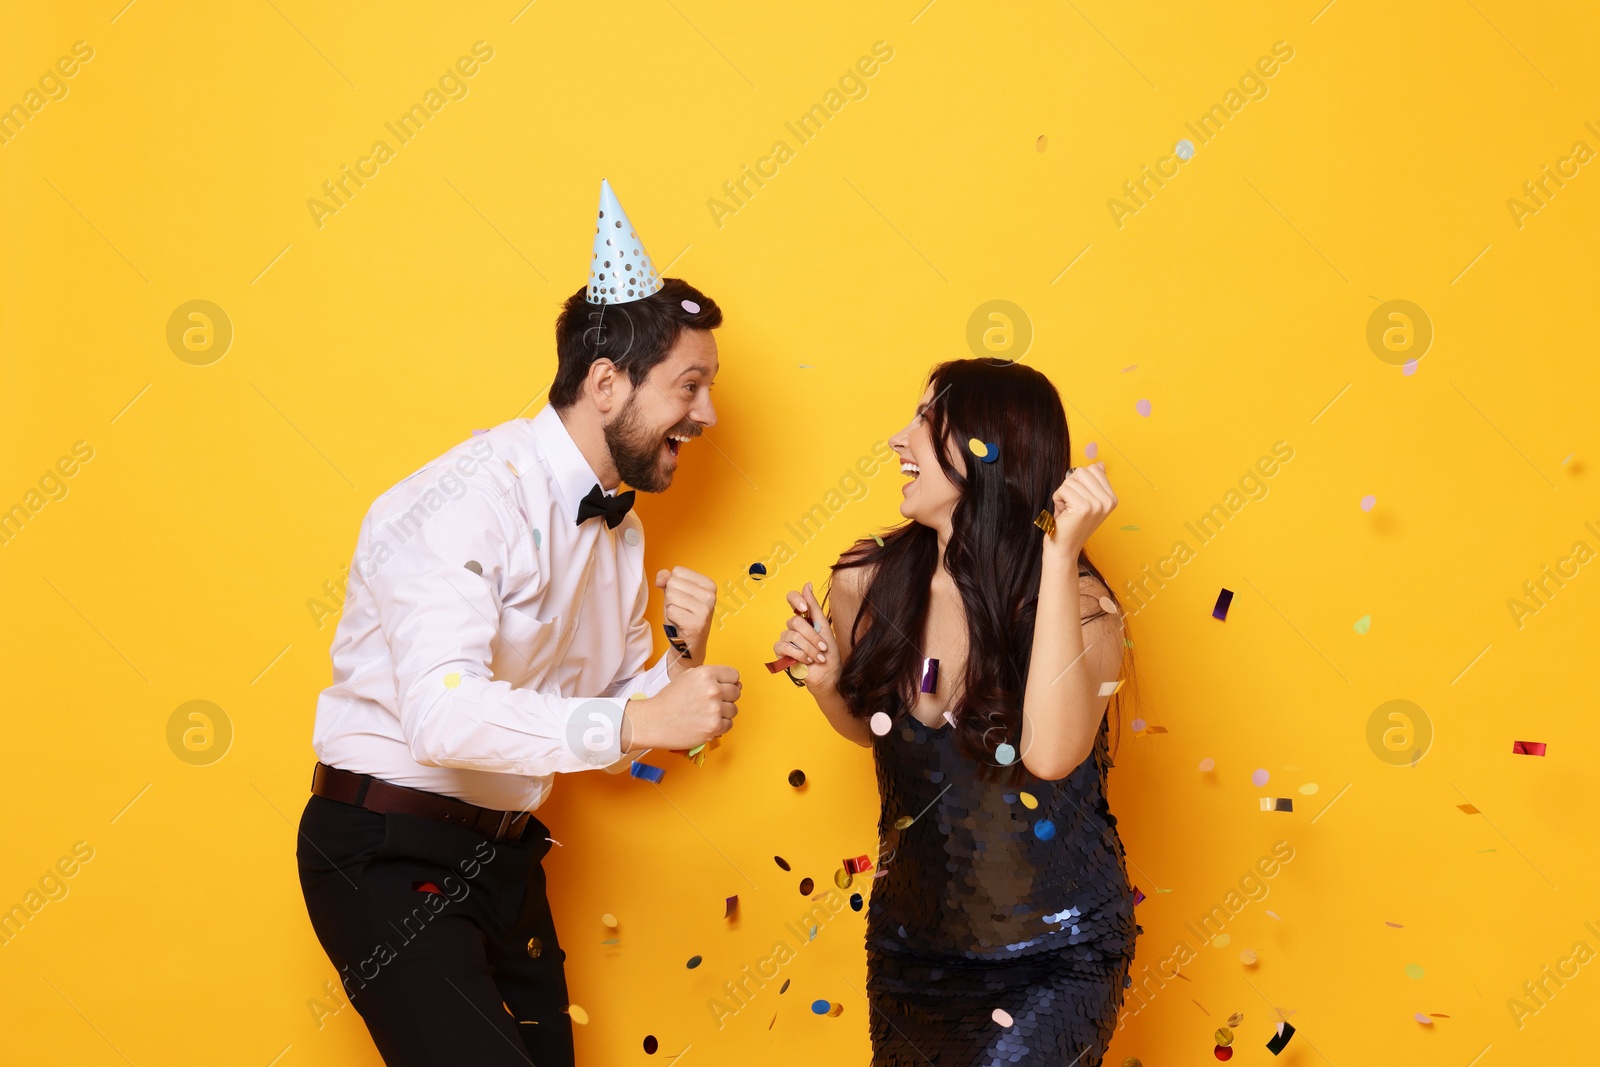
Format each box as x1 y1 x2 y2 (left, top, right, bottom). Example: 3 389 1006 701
494 809 519 842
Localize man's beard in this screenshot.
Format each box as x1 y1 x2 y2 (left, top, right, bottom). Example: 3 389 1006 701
604 393 695 493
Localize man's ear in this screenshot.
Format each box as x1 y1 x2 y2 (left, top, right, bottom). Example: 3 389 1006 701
586 358 622 415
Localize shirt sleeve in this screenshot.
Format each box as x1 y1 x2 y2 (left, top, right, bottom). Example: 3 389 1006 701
369 482 629 776
600 537 675 701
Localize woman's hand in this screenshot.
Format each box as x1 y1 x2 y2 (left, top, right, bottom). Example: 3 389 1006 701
773 582 842 693
1044 461 1117 561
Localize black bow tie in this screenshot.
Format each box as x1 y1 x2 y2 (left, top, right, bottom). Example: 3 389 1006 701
576 483 635 529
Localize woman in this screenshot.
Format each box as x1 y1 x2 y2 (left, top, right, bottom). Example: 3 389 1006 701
773 358 1140 1065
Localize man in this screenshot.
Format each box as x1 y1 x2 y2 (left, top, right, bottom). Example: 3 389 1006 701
296 179 738 1066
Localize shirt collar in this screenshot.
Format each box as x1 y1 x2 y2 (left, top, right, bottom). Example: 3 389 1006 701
528 404 612 523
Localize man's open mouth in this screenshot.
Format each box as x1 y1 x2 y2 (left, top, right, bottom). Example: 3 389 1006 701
666 432 693 458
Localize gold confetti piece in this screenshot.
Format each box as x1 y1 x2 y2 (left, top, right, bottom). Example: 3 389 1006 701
567 1004 589 1025
1098 679 1124 697
1145 725 1167 734
827 1003 844 1017
1385 921 1404 928
1298 783 1319 795
1259 797 1293 812
1227 1012 1244 1027
505 461 519 477
1457 803 1480 814
1033 509 1056 536
601 913 618 928
893 816 914 830
834 867 853 889
1020 792 1038 810
443 672 461 689
967 437 989 459
1215 1026 1234 1047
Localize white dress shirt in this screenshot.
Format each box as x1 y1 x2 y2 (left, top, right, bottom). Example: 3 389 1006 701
312 403 674 812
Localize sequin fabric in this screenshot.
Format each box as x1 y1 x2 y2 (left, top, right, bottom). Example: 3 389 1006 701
865 706 1139 1065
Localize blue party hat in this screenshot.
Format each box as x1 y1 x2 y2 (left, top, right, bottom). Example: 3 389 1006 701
586 179 662 305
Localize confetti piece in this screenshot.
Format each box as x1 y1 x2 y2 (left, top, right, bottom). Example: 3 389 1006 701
1020 792 1038 809
788 769 806 787
601 913 618 928
919 658 940 694
1353 614 1370 634
1123 1059 1144 1067
1414 1013 1432 1025
1135 398 1152 417
870 712 893 736
844 855 872 873
568 1004 589 1025
828 1003 844 1017
681 299 701 313
893 815 914 830
1132 887 1145 905
798 877 814 895
532 528 542 549
1036 135 1047 152
1085 442 1099 459
644 1034 659 1053
1405 964 1425 980
443 672 461 689
1266 1021 1295 1055
835 867 853 889
978 446 999 464
1130 718 1146 733
775 856 791 871
850 892 863 911
725 895 738 919
967 438 989 459
471 428 489 435
1512 740 1547 756
1212 933 1231 948
1213 1047 1234 1061
1403 359 1418 375
1240 949 1258 965
1385 921 1404 928
810 1000 830 1015
992 1008 1014 1027
1121 365 1139 374
1212 588 1234 621
995 743 1016 765
873 534 885 546
1251 769 1270 787
506 461 519 477
1360 494 1377 511
1259 798 1293 812
464 560 483 575
765 656 798 673
1120 524 1139 531
1298 783 1319 795
1033 510 1057 536
1215 1026 1234 1046
1227 1013 1244 1027
1265 911 1280 921
1456 803 1480 814
786 663 809 683
1175 139 1195 160
1033 819 1056 841
629 761 665 783
749 561 768 580
1199 758 1215 772
1430 1013 1450 1019
780 979 791 994
1145 725 1168 734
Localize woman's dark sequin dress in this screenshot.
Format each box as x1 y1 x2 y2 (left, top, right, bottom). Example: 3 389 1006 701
864 703 1139 1065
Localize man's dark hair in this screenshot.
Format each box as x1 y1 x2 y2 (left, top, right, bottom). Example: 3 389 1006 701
549 278 722 408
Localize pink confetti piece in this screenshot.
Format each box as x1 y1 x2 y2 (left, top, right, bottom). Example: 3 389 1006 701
1135 398 1152 417
1252 768 1269 787
1360 494 1377 511
681 299 701 313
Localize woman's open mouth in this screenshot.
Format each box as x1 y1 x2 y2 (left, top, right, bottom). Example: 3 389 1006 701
901 460 920 479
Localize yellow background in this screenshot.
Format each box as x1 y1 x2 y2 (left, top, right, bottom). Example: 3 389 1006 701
4 1 1598 1063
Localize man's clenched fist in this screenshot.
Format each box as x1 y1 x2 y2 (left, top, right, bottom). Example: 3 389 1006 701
624 664 741 752
656 566 717 671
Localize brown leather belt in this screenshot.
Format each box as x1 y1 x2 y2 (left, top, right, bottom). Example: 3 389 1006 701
310 762 534 843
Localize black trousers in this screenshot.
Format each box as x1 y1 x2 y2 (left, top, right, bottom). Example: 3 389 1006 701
296 792 575 1067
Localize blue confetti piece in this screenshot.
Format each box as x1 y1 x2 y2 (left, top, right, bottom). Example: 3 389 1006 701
629 761 665 783
1175 139 1195 160
1033 819 1056 841
1212 587 1234 621
811 1000 830 1015
849 892 863 912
